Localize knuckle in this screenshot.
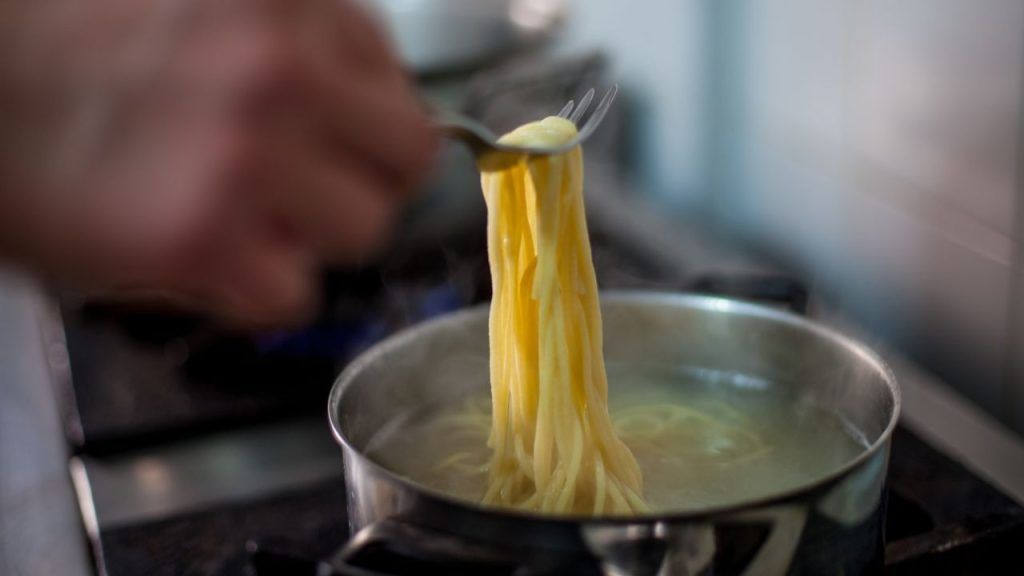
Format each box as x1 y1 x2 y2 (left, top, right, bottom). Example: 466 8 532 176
326 192 395 260
272 259 319 322
217 251 317 328
233 33 300 109
262 277 316 326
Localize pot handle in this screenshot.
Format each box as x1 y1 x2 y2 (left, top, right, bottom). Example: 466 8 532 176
327 516 599 576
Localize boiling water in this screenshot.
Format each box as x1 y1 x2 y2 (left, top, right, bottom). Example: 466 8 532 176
364 365 868 514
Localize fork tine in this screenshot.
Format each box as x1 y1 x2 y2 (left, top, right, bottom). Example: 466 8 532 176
574 85 618 142
436 84 616 161
569 88 595 124
557 100 575 119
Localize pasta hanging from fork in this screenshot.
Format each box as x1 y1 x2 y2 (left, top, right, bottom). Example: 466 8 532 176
479 116 646 515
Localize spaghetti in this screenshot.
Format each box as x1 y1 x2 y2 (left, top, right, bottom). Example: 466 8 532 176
479 116 645 514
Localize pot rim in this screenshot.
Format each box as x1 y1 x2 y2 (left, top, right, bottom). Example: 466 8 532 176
327 290 901 524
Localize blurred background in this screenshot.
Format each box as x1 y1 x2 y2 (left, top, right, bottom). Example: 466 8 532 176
555 0 1024 436
3 0 1024 574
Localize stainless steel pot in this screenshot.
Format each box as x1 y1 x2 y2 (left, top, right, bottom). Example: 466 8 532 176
327 292 900 575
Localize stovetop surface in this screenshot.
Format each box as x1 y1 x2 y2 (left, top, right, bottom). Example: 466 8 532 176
92 426 1024 576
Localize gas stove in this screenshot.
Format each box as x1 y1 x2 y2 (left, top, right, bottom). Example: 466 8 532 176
82 427 1023 576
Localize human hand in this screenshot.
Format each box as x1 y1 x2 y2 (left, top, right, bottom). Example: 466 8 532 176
0 0 435 326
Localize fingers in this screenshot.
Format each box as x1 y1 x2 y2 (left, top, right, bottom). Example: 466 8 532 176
165 206 319 329
290 0 437 194
126 201 319 329
252 139 400 262
318 74 437 194
310 0 402 77
89 0 436 327
206 219 319 328
214 0 434 325
181 122 401 325
212 13 431 258
203 8 436 197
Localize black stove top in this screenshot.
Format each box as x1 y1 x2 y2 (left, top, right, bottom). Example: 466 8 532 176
90 426 1024 576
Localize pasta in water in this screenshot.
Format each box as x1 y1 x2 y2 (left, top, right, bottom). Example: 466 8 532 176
362 114 858 517
362 118 868 517
479 116 646 514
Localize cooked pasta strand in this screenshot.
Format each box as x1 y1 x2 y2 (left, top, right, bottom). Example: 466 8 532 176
479 116 646 514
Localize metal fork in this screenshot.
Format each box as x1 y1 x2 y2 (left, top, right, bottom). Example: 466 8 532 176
436 85 618 171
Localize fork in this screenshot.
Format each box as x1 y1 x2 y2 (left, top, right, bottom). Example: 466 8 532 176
435 85 618 171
